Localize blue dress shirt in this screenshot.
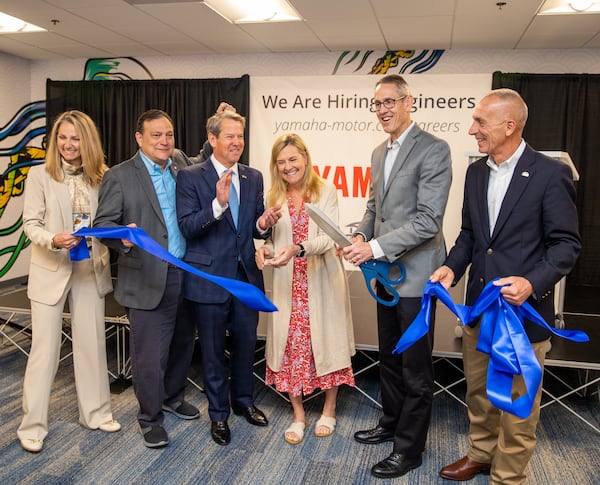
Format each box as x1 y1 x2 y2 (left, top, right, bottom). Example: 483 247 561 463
140 151 186 259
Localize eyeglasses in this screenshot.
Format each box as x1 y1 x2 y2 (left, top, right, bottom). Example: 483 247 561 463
370 96 407 112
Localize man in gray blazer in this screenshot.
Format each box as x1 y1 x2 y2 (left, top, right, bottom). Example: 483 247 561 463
343 74 452 479
94 109 199 448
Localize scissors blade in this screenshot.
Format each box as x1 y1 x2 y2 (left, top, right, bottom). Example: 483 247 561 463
305 203 352 248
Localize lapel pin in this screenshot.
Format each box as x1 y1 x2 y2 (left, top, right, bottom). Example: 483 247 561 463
521 171 529 177
241 174 247 179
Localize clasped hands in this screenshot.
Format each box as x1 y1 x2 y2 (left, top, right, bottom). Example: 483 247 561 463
256 244 299 269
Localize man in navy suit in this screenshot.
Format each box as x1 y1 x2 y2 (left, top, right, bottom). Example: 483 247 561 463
431 89 581 484
176 111 281 445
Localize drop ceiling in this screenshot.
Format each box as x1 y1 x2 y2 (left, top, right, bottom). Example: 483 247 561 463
0 0 598 61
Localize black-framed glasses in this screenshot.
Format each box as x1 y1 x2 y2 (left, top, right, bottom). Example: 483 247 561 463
369 96 407 112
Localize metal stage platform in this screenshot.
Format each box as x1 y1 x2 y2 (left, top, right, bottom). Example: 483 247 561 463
0 285 130 384
1 287 598 432
428 306 600 433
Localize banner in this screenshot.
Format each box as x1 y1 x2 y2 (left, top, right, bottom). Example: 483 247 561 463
250 74 491 257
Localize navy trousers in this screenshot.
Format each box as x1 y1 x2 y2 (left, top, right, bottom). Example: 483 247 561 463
127 267 196 428
193 266 259 422
376 284 436 457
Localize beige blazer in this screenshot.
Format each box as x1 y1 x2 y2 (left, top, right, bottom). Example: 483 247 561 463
263 182 355 377
23 164 112 305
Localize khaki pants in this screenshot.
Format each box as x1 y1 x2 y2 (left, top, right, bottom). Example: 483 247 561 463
463 324 548 485
17 259 113 441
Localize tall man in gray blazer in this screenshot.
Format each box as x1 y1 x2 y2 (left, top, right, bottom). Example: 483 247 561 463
94 109 199 448
343 74 452 479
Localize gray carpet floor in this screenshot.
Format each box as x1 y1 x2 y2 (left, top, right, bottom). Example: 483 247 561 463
1 302 599 484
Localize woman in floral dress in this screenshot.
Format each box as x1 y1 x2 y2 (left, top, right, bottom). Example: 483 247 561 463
256 134 355 444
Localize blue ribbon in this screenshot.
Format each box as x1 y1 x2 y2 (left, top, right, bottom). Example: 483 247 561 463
393 281 470 352
393 280 589 418
70 226 277 313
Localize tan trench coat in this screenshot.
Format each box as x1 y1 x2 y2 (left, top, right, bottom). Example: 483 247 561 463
263 182 355 377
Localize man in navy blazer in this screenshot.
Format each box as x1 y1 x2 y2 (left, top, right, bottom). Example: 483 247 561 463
176 111 281 445
94 110 200 448
431 89 581 484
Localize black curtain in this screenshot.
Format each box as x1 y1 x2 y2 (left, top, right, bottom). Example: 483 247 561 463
492 72 600 313
46 75 250 166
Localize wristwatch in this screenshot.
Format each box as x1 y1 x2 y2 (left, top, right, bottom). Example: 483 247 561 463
297 243 306 258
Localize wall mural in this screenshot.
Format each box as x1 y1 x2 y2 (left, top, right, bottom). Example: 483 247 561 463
1 51 441 278
0 101 46 277
332 50 445 75
0 57 155 279
83 57 154 80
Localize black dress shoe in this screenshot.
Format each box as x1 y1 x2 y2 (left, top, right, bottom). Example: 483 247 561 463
232 405 268 426
354 425 394 444
211 421 231 446
371 452 422 479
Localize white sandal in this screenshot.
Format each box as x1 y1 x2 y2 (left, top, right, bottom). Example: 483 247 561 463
284 421 306 444
314 415 336 437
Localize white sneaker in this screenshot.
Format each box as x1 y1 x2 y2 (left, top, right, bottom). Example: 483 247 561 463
98 419 121 432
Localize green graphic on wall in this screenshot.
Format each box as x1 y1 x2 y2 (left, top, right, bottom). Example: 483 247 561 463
0 101 46 277
0 57 154 279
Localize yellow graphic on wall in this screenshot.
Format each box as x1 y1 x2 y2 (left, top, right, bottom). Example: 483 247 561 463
0 101 46 277
333 49 444 75
0 57 154 279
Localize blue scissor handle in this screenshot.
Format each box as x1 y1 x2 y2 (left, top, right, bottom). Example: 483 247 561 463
359 259 406 307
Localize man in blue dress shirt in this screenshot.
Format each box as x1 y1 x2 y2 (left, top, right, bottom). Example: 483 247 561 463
94 109 200 448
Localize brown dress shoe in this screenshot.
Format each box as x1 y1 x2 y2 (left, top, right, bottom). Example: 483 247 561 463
439 456 491 481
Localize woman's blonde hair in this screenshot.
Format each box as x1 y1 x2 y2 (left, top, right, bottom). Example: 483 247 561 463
267 133 324 207
45 110 108 186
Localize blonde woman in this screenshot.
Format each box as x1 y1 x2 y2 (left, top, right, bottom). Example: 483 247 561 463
17 110 119 453
255 134 355 444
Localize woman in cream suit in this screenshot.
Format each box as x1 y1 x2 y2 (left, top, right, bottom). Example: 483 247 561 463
17 110 120 453
255 134 355 445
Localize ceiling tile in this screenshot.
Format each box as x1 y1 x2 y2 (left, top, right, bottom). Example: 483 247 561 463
0 0 598 59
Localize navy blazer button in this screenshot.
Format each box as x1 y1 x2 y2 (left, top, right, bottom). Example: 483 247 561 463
486 248 493 254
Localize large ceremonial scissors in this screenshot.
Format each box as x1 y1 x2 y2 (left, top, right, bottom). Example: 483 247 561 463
358 258 406 306
305 204 406 306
